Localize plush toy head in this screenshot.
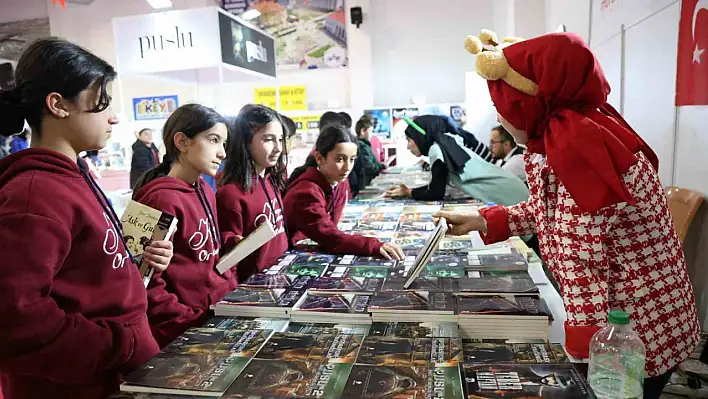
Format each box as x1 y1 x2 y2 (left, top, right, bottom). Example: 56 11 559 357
465 29 538 96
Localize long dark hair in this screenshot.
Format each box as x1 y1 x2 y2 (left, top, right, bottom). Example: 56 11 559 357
220 104 287 193
0 37 116 138
289 124 357 184
132 104 226 196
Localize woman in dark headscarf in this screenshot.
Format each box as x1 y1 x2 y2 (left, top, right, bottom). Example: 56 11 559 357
424 115 495 162
384 115 527 205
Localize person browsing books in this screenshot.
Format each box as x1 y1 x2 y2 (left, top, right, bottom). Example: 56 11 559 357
132 104 235 348
284 125 404 260
435 31 699 395
385 115 528 206
0 38 173 399
217 104 289 283
355 116 386 185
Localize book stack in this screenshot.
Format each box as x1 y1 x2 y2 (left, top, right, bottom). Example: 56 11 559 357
457 295 552 340
214 287 306 318
290 291 373 324
368 291 457 323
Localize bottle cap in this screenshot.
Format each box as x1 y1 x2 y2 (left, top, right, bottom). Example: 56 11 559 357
608 310 630 325
485 202 496 206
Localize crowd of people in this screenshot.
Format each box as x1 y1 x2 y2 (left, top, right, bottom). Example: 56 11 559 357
0 30 700 399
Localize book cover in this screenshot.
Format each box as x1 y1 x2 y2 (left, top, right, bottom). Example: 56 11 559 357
429 366 465 399
334 254 397 267
368 322 459 339
256 332 364 364
121 329 270 395
420 266 466 279
241 273 292 288
121 200 178 287
282 262 329 277
427 254 465 268
202 316 288 332
219 287 304 308
216 220 277 274
461 364 594 399
382 278 456 293
357 336 432 366
398 221 436 232
458 276 539 294
467 253 528 270
293 253 339 266
310 276 384 292
369 292 455 314
341 365 428 399
324 265 390 279
284 322 371 336
295 292 372 315
222 359 353 399
457 295 550 317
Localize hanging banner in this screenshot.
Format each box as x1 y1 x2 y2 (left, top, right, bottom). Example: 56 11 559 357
676 0 708 105
253 87 277 109
279 85 307 111
133 95 179 121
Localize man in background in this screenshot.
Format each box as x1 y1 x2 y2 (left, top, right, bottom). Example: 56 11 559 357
489 125 526 183
130 128 160 189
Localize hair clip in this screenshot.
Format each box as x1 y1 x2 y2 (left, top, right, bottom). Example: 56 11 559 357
401 116 426 136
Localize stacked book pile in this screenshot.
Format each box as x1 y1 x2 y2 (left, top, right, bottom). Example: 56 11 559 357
115 317 594 399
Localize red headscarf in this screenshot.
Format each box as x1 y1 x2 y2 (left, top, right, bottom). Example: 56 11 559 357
488 33 659 212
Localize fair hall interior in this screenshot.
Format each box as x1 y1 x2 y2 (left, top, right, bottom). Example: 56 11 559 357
1 0 708 389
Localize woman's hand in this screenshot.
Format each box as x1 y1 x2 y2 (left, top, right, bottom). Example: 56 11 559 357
433 211 487 236
379 242 405 261
142 240 174 272
385 184 412 199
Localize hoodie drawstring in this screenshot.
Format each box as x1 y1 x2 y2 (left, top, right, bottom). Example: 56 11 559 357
195 181 221 252
78 161 137 264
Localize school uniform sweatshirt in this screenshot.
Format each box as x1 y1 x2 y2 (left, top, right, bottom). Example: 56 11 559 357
283 166 383 256
217 175 289 283
134 176 235 348
0 149 159 399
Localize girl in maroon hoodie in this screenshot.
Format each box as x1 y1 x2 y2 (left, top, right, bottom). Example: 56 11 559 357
217 104 289 283
284 125 404 260
132 104 234 348
0 38 173 399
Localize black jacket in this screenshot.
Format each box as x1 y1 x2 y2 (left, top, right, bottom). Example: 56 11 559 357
130 140 159 188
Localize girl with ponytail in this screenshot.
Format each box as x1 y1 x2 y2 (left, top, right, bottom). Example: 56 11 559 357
217 104 289 283
0 38 173 399
284 125 404 260
132 103 234 347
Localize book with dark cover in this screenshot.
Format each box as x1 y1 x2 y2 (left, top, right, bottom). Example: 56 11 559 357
282 262 329 277
293 253 339 266
219 287 304 308
369 292 455 314
222 359 353 399
241 273 292 288
457 295 550 317
202 316 288 332
296 292 372 315
398 220 436 232
341 365 428 399
334 254 398 267
461 364 595 399
310 276 384 292
256 332 364 364
382 278 457 292
357 220 400 231
429 366 465 399
467 253 528 270
457 276 539 294
368 322 459 339
462 340 568 364
357 336 433 366
324 265 391 279
121 329 270 396
284 322 371 335
427 254 465 268
420 266 466 279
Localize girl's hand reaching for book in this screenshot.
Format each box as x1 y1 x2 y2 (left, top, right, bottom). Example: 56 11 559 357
433 211 487 236
143 240 174 272
384 184 412 199
380 242 405 261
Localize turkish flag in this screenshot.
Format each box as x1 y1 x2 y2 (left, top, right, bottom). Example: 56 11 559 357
51 0 66 7
676 0 708 105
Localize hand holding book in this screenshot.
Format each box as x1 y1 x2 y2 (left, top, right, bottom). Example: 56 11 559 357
141 240 174 272
433 210 487 235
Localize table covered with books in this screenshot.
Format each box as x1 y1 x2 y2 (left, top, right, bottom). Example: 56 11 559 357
112 168 591 399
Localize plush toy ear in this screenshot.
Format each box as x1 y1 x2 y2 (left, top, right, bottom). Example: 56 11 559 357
479 29 499 46
475 51 509 81
464 36 484 55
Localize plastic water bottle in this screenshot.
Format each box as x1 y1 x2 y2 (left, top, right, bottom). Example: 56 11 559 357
587 310 646 399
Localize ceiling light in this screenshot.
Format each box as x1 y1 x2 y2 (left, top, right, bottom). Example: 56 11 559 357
241 9 262 20
147 0 173 10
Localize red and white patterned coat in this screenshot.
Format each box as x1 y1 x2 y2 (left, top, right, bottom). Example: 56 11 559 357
480 152 700 377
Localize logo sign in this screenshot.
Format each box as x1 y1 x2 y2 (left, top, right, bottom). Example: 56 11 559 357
133 95 179 121
139 27 194 59
218 11 276 78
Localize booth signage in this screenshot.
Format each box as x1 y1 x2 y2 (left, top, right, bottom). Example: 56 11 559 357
254 87 277 109
218 12 276 78
279 86 307 111
133 95 179 121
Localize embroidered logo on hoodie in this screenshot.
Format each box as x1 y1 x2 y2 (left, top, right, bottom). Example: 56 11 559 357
102 212 129 269
255 198 285 235
189 218 219 262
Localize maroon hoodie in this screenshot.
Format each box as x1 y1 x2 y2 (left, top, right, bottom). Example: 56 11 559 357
0 149 158 399
217 174 289 283
283 166 383 255
134 176 235 347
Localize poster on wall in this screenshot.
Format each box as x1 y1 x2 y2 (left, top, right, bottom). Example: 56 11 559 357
419 105 448 117
392 107 419 128
279 85 307 110
221 0 348 69
364 109 393 139
219 11 277 77
133 95 179 121
254 87 278 108
450 105 466 125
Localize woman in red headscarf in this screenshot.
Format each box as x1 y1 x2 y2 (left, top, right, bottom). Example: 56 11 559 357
436 31 699 397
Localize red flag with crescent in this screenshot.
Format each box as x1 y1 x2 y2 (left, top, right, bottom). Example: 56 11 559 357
676 0 708 105
51 0 66 8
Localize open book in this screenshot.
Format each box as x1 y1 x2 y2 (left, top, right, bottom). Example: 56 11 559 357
216 220 277 274
121 200 179 287
402 217 448 289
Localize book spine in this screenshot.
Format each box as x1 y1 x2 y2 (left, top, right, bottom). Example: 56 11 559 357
141 213 178 287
